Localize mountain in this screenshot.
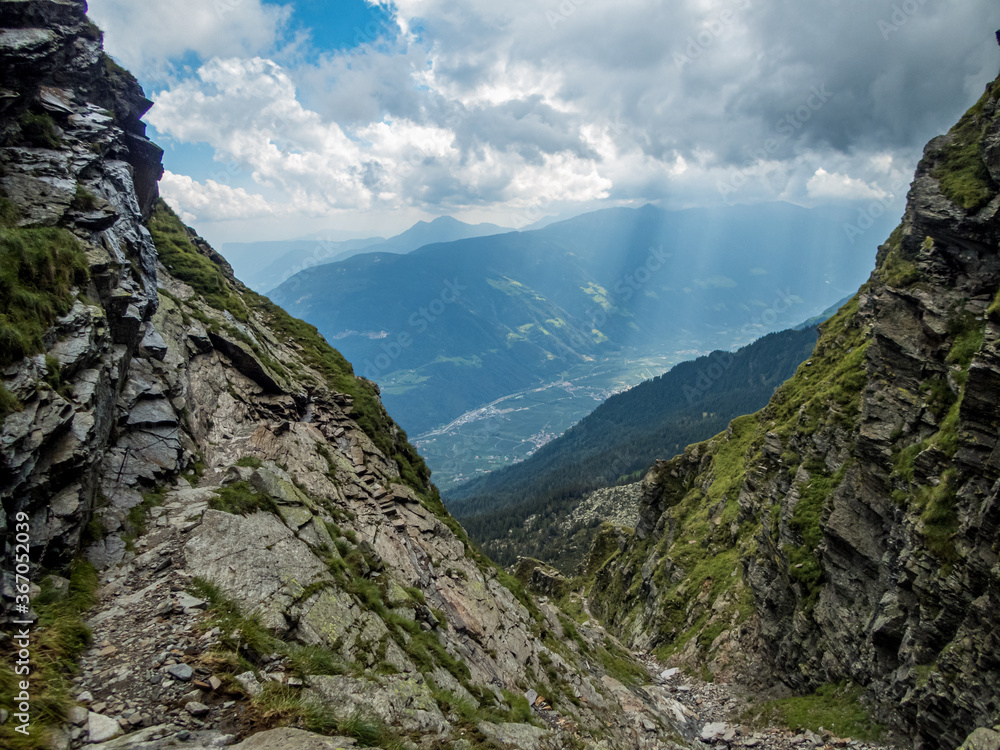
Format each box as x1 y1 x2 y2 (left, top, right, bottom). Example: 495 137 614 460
220 237 385 293
0 5 702 749
588 71 1000 748
269 202 895 449
448 326 820 569
365 215 510 255
222 216 509 293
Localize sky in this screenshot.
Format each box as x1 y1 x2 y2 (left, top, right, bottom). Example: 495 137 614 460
87 0 1000 247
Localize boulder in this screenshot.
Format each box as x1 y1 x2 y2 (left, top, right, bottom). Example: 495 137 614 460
87 712 123 743
232 728 363 750
959 728 1000 750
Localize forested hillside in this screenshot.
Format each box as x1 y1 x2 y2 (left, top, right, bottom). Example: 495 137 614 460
450 326 819 567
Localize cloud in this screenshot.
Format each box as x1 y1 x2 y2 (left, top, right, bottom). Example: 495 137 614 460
806 169 889 202
102 0 999 237
87 0 290 77
148 56 611 215
159 171 279 222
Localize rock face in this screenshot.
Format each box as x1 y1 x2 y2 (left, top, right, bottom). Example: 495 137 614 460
0 4 698 749
0 0 163 570
591 72 1000 748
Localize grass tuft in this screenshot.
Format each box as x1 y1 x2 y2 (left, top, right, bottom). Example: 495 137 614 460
0 226 89 368
209 481 278 516
0 561 98 749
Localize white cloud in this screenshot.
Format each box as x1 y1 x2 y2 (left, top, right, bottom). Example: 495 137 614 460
160 172 279 222
87 0 290 77
149 56 612 216
806 168 889 202
95 0 998 237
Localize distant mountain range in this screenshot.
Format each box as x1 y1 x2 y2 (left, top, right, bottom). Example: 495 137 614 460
222 216 510 292
268 202 894 441
447 324 820 568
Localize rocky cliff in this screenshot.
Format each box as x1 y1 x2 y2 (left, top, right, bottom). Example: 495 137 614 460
590 69 1000 749
0 3 699 749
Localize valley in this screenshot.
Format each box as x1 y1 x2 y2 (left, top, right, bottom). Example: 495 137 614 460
269 203 892 485
413 350 677 489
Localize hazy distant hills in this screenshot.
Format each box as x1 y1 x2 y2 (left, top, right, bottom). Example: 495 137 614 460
223 216 510 292
269 202 893 436
446 325 819 566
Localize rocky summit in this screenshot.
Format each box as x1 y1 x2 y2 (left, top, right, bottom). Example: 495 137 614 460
2 3 1000 750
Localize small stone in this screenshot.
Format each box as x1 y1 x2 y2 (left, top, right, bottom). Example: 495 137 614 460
287 676 303 688
166 663 194 681
177 594 207 611
660 667 680 681
45 726 71 750
78 690 93 703
67 705 89 725
97 645 118 657
185 701 210 717
209 676 223 691
0 708 8 724
234 671 263 697
701 722 733 743
91 702 107 714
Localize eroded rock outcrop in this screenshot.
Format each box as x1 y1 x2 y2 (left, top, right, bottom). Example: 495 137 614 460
591 71 1000 749
0 0 164 571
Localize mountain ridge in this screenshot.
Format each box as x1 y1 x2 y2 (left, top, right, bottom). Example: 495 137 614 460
270 200 891 446
223 215 511 293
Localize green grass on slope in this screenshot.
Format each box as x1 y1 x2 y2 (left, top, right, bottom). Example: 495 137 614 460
0 197 90 419
929 85 997 213
595 296 870 658
148 200 431 488
0 198 89 369
741 683 884 742
0 562 98 750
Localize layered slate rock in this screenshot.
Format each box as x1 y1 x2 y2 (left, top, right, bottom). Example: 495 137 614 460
0 0 164 569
